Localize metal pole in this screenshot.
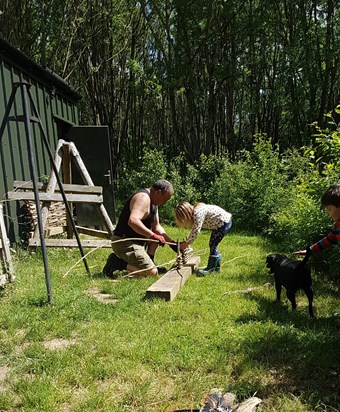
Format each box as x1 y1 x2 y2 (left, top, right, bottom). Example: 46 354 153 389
19 83 53 303
25 85 90 273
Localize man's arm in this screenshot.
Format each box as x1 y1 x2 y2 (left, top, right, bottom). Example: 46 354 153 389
128 192 154 238
152 209 176 245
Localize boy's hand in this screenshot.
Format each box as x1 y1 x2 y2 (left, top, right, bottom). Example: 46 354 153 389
293 250 307 256
293 247 312 257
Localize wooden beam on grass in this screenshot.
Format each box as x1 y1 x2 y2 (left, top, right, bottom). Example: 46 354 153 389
146 266 192 301
183 255 200 271
146 255 200 301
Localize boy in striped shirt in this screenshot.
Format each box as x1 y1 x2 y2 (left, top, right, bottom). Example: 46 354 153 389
294 184 340 255
294 184 340 317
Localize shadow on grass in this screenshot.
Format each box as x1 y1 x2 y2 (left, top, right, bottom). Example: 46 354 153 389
89 270 107 279
233 292 340 409
26 295 51 307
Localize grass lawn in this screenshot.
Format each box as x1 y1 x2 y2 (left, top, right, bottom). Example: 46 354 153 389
0 227 339 411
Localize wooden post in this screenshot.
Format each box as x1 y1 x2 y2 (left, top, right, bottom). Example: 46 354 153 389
0 203 14 283
33 139 64 239
62 142 73 238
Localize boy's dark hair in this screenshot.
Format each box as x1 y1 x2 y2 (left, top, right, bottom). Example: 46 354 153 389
321 184 340 207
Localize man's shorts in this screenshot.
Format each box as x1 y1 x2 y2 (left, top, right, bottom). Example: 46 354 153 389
111 235 154 269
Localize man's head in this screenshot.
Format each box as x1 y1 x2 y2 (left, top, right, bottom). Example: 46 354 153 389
150 179 173 205
321 184 340 222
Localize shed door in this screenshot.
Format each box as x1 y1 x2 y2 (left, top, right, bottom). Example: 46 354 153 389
67 125 115 228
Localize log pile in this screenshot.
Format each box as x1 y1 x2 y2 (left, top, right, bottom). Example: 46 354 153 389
26 200 67 236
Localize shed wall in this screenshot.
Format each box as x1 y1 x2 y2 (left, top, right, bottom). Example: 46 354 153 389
0 52 79 241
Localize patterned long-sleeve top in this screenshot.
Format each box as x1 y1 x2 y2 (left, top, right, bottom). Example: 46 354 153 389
309 221 340 254
186 204 232 244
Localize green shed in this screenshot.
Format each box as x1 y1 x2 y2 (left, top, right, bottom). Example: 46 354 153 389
0 38 114 243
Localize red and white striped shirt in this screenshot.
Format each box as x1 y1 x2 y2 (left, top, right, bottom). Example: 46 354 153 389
309 221 340 254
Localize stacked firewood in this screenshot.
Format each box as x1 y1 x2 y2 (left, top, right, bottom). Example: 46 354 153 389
20 201 67 239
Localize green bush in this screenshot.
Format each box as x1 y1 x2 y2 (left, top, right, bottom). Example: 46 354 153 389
112 117 340 280
214 137 293 232
117 149 168 200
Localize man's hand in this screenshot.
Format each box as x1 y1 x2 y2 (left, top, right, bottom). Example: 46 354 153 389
150 233 166 246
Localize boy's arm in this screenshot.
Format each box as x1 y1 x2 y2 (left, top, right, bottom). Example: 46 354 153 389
294 221 340 256
293 250 307 256
293 248 311 256
310 222 340 254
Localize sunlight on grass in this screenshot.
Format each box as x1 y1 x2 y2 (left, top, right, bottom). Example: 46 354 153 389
0 228 338 411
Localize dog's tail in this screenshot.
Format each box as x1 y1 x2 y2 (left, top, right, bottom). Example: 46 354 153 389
297 247 311 268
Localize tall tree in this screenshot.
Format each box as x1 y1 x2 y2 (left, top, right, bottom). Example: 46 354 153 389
1 0 339 166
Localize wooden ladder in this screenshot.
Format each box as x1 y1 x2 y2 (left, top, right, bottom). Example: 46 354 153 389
7 139 114 249
0 203 14 286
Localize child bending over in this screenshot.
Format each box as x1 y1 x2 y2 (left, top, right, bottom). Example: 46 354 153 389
175 201 232 276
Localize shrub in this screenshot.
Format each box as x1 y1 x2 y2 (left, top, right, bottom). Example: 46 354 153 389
117 149 168 200
215 136 292 232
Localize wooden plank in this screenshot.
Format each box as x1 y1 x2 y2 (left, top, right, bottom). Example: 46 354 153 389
45 227 66 236
145 266 192 301
13 180 103 194
76 225 112 239
29 238 112 248
33 139 64 239
183 255 200 270
7 191 103 204
62 143 73 238
0 204 14 281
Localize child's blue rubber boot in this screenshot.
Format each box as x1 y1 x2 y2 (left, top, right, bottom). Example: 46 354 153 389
196 254 221 277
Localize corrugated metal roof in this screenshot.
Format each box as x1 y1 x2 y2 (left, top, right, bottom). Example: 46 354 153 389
0 36 81 102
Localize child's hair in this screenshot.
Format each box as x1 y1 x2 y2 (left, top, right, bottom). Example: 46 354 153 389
321 184 340 207
175 201 194 228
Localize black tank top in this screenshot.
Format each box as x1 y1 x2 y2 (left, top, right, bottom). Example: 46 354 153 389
114 188 157 238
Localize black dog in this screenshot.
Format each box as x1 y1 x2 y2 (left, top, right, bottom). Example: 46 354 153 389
266 253 314 317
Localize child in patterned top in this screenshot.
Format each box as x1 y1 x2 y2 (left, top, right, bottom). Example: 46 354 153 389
175 201 232 276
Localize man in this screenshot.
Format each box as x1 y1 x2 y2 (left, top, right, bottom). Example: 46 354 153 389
103 179 175 277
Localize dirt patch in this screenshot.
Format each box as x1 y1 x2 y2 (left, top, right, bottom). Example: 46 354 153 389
0 365 10 381
43 338 77 351
86 287 118 305
0 365 10 391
